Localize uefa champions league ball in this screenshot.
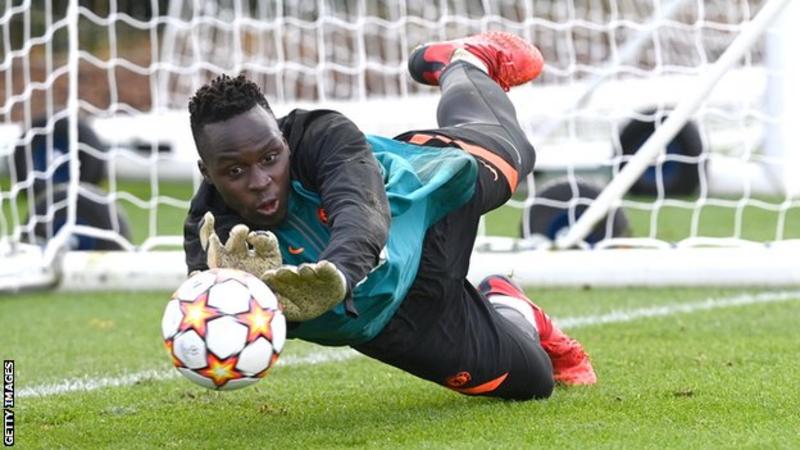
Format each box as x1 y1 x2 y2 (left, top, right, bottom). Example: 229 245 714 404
161 268 286 390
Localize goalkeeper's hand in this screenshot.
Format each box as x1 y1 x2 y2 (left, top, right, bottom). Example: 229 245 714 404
261 261 347 322
199 211 282 276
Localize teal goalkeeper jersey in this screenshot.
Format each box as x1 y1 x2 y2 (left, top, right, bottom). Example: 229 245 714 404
272 134 478 346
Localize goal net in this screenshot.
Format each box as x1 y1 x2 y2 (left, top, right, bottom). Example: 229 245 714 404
1 0 798 291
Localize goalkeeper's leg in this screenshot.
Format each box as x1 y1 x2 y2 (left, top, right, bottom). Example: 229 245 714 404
357 33 595 398
397 31 540 214
352 211 556 400
351 166 558 400
353 175 596 399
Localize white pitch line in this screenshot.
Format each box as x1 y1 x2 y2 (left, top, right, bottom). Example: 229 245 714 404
556 289 800 329
17 289 800 399
17 349 361 399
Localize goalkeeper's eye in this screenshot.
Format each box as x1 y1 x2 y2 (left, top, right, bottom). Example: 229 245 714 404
260 153 278 165
228 166 244 177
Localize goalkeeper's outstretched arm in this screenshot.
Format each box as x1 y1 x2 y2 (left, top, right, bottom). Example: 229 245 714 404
285 110 391 308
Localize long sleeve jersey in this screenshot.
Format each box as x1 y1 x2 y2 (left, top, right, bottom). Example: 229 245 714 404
184 109 477 345
184 109 391 292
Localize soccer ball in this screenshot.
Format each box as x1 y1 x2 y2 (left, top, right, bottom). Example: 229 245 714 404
161 268 286 390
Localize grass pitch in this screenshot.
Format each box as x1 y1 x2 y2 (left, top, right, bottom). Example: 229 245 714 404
4 177 800 246
3 286 799 449
2 180 799 448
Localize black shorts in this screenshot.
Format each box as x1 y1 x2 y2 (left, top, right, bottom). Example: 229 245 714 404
352 130 554 400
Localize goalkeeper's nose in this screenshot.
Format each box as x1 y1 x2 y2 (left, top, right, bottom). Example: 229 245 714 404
248 167 273 191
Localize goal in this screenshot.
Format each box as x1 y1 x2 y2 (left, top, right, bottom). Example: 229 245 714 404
1 0 799 291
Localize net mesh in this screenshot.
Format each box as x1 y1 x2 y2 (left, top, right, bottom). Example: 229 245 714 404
1 0 798 265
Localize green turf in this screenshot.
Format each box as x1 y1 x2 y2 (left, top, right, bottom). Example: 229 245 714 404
2 179 798 447
108 179 196 245
4 177 800 245
2 287 799 449
483 195 800 242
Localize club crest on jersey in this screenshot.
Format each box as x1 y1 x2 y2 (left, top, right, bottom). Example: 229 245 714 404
317 207 329 225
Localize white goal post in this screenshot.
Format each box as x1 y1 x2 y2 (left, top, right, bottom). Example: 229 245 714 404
2 0 799 292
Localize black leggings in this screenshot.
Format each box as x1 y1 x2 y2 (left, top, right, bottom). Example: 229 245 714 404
436 61 535 175
354 62 554 400
396 61 535 208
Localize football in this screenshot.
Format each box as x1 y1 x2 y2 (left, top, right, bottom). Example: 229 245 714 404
161 268 286 390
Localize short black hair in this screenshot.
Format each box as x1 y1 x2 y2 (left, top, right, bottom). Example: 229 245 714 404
188 74 272 140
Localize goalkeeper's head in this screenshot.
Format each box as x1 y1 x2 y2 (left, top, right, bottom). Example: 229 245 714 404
189 74 291 228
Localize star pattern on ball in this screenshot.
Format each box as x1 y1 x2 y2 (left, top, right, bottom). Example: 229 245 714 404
198 353 243 387
179 292 221 337
163 339 183 368
236 297 275 343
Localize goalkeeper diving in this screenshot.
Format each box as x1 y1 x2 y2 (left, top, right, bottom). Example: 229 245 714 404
183 32 596 400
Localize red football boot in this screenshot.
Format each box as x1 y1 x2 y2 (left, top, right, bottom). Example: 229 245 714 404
407 31 544 91
478 275 597 385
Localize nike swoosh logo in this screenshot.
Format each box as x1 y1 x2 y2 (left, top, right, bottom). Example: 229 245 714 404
288 246 304 255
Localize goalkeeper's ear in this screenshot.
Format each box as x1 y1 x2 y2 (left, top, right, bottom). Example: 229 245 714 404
197 159 212 185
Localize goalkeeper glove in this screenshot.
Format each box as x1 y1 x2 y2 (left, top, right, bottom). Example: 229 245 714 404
261 260 348 322
199 211 283 276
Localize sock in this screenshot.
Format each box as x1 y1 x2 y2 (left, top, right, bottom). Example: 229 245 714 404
450 47 489 74
488 294 538 334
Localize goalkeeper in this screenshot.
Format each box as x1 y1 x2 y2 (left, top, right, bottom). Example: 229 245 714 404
183 32 596 400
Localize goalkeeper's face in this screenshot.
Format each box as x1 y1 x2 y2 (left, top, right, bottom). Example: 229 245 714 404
197 106 291 228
